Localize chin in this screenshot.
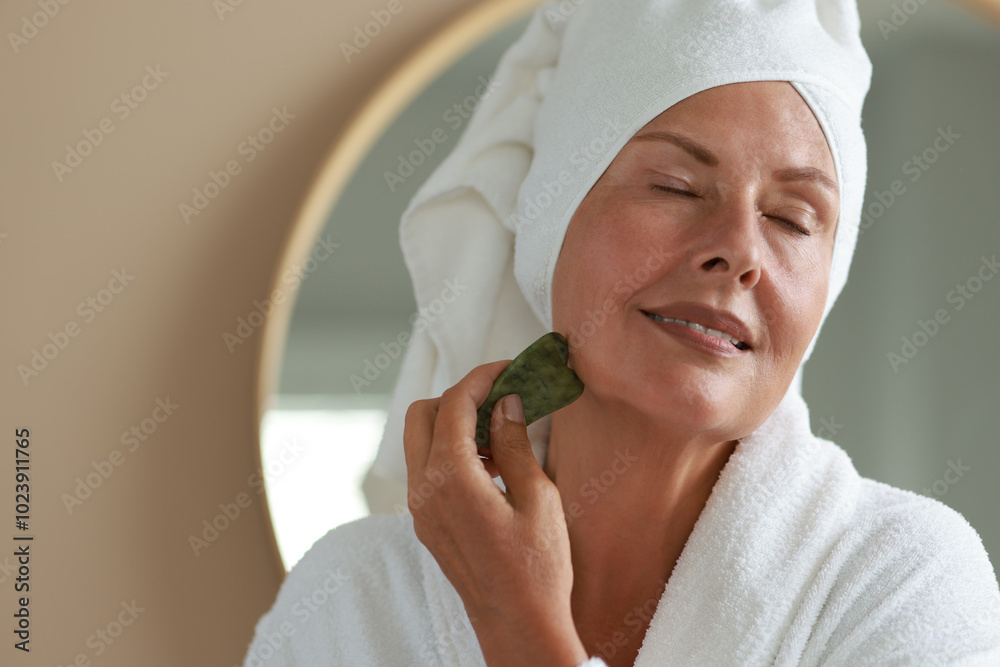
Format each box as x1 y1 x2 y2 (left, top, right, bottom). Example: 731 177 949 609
600 361 735 429
671 385 739 432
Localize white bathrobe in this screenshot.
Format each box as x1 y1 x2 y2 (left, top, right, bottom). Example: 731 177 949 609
241 389 1000 666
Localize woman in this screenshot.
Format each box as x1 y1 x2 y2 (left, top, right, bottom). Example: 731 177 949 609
405 79 848 667
243 0 1000 665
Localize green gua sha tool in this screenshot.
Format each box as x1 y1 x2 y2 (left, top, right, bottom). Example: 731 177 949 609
474 331 585 449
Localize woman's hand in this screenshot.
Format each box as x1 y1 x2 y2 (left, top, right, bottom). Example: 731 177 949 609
404 359 588 667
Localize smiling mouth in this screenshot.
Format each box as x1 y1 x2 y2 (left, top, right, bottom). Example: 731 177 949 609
643 312 750 350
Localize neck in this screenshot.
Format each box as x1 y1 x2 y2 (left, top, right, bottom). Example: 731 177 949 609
544 390 737 647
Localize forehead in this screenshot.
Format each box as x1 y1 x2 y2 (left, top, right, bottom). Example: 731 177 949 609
631 81 837 178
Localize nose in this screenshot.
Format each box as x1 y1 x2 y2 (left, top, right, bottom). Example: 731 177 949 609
689 197 763 290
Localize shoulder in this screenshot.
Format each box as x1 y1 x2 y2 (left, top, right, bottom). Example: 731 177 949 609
284 511 426 592
798 437 994 577
846 478 994 573
260 512 429 620
241 513 453 666
816 479 1000 664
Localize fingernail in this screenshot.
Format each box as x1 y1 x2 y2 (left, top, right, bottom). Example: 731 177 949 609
502 394 524 424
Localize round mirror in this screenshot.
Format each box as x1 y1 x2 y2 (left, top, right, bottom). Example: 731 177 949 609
258 0 1000 572
255 0 543 570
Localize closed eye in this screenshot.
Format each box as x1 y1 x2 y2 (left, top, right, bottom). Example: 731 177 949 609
651 184 812 236
651 185 697 198
766 215 811 236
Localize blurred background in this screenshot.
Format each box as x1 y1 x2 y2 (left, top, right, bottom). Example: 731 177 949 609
2 0 998 665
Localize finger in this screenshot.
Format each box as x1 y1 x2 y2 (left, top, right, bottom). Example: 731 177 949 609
488 394 551 508
477 449 500 478
403 398 438 481
428 359 512 472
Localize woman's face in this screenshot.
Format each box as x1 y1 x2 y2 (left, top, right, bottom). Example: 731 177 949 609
551 81 839 441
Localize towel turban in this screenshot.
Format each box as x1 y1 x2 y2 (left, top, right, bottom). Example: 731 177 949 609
363 0 873 510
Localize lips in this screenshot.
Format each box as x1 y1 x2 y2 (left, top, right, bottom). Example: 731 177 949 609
641 302 753 350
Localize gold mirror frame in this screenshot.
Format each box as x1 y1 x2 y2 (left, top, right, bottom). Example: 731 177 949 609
252 0 547 571
953 0 1000 27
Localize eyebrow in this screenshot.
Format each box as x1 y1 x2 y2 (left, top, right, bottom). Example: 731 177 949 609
632 130 839 196
773 166 839 196
634 130 718 166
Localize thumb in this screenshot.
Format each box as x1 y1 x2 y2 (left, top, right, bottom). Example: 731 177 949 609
490 394 547 505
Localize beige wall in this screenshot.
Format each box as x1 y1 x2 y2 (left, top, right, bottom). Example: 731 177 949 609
0 0 473 664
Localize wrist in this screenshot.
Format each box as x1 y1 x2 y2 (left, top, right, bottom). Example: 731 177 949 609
472 605 587 667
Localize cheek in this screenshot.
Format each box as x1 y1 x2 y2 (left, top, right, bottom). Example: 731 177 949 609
579 197 677 270
555 206 626 312
768 258 830 357
556 203 694 340
797 247 832 330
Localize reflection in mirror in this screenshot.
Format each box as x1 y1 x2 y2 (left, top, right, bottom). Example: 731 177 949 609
260 7 536 571
261 0 1000 573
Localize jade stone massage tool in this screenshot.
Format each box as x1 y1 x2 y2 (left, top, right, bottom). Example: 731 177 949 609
474 332 585 449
